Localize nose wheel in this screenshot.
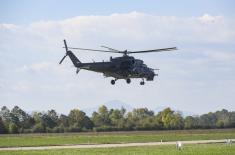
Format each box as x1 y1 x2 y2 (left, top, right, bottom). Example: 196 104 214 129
126 78 131 84
111 79 116 85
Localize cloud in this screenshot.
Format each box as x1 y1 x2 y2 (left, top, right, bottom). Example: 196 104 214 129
17 62 67 73
18 62 52 72
12 82 31 92
205 51 235 62
2 12 234 44
0 12 235 114
198 14 222 23
1 12 235 57
0 24 19 31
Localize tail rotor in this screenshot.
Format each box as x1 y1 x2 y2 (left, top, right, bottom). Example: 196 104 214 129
59 39 69 64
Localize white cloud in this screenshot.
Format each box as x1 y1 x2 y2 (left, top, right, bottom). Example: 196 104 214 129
17 62 62 73
205 51 235 62
0 24 19 31
19 62 52 72
1 12 235 114
198 14 222 23
2 12 234 45
12 82 32 92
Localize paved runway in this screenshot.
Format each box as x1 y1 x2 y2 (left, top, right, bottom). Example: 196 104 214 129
0 139 233 151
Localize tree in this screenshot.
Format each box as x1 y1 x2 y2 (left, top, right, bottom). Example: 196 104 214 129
156 108 184 129
229 112 235 127
130 108 155 130
0 104 234 133
215 109 230 128
32 110 59 131
10 106 34 130
32 112 46 132
68 109 93 130
157 108 173 129
126 112 135 130
139 116 156 130
9 122 19 134
169 112 184 129
91 105 111 127
0 106 11 122
58 114 69 127
199 112 217 128
0 106 11 133
11 106 26 122
98 105 111 126
109 107 126 129
82 115 93 130
45 109 58 128
132 108 154 119
91 112 101 127
32 122 45 133
184 116 199 129
0 117 6 134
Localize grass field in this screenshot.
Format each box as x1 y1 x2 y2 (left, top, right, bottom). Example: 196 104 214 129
0 144 234 155
0 129 234 147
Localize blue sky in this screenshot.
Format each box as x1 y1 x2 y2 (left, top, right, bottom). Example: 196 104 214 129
1 0 234 24
1 0 235 115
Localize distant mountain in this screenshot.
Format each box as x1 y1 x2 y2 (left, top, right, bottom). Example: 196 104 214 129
82 101 198 117
82 100 133 116
104 100 134 111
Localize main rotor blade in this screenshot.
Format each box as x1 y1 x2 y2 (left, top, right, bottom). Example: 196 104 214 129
129 47 177 54
63 40 68 52
66 47 122 53
100 45 120 52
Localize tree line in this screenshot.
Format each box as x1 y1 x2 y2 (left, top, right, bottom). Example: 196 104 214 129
0 105 235 134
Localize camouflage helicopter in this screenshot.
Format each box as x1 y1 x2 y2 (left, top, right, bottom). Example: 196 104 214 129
59 40 177 85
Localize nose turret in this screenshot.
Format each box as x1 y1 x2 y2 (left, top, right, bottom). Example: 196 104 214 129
146 69 157 81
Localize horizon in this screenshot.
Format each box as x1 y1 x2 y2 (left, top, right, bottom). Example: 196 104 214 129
1 100 232 117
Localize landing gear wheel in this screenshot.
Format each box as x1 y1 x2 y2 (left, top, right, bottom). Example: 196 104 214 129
140 81 145 85
126 78 131 84
111 80 115 85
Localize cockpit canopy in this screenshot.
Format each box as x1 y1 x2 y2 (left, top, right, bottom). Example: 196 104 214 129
135 59 144 65
111 56 135 62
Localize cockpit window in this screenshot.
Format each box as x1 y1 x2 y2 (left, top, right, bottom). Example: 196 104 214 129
135 60 143 65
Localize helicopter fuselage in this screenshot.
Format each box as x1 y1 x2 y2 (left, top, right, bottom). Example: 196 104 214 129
60 40 176 85
76 55 156 81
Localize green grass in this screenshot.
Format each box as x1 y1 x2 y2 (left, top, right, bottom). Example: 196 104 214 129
0 129 234 147
0 144 234 155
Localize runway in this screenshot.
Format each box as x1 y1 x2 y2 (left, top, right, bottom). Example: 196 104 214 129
0 139 233 151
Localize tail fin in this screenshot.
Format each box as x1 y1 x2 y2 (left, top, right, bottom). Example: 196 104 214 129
59 39 82 67
67 50 81 66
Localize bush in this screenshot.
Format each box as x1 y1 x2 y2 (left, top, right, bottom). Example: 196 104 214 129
52 125 64 133
32 123 45 133
9 122 19 134
22 128 33 133
68 125 82 132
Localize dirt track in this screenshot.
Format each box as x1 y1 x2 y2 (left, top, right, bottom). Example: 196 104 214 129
0 139 234 151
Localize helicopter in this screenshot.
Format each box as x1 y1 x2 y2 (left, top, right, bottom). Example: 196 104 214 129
59 40 177 85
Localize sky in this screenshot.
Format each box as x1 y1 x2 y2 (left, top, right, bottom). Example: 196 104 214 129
0 0 235 115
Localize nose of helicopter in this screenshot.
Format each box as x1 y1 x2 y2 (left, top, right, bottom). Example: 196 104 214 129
146 70 155 81
151 68 159 77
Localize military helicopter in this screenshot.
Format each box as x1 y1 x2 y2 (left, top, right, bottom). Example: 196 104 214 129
59 40 177 85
